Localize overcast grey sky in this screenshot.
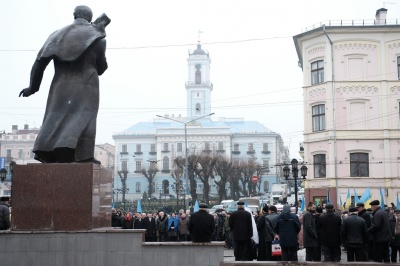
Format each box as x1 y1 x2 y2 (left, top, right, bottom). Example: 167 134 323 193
1 0 399 159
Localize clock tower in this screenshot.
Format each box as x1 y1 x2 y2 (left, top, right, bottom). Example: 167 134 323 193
185 43 213 118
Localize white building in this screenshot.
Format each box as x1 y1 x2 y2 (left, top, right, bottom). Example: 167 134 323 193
293 8 400 207
112 43 289 202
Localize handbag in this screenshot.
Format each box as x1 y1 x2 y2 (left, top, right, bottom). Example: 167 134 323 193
168 230 178 237
271 240 282 256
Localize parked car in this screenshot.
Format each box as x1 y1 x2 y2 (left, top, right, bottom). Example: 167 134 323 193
220 199 234 209
209 204 225 214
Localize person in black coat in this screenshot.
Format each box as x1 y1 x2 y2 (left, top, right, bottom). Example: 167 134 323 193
144 213 157 242
274 204 301 261
188 203 214 242
256 206 275 261
0 196 11 230
229 201 253 261
303 202 318 261
317 204 342 262
367 200 392 262
357 202 372 260
341 207 368 261
111 208 122 227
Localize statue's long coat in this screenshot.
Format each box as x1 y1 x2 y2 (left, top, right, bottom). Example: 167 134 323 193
31 18 108 162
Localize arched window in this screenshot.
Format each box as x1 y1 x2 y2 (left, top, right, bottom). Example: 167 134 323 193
136 182 141 193
195 103 201 114
263 181 269 192
195 70 201 84
163 156 169 170
162 179 169 194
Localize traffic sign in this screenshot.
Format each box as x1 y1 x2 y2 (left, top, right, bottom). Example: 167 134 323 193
252 175 258 183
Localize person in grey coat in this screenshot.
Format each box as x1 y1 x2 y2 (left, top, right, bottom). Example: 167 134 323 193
303 202 318 261
367 200 391 263
341 207 368 262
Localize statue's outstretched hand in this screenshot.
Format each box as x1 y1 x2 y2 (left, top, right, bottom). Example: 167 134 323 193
19 88 33 97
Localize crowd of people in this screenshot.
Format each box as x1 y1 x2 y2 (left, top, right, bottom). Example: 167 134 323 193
110 199 400 263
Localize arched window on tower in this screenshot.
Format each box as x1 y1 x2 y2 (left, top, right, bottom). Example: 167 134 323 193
195 103 201 114
195 70 201 84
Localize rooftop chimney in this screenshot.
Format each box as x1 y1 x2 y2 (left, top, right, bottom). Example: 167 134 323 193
12 125 18 134
375 8 388 25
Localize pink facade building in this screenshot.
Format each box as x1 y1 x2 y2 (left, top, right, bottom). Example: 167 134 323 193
293 8 400 208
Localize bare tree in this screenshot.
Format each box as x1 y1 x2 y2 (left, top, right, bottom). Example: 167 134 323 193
174 156 198 204
141 162 159 198
212 156 233 202
189 154 215 205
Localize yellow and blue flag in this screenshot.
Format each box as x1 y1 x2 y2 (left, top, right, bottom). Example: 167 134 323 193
359 187 372 206
345 188 352 208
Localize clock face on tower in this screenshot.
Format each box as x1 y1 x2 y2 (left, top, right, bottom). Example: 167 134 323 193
195 64 201 70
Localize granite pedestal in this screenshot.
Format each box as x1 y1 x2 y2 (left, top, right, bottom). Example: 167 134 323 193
11 163 112 231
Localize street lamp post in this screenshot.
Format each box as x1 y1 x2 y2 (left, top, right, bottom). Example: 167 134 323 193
156 113 215 212
0 168 7 182
283 159 308 214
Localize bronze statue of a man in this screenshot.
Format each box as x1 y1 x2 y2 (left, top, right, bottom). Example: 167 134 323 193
19 6 110 164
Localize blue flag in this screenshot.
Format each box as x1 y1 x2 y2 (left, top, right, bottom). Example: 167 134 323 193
194 200 199 212
137 200 142 213
379 187 385 209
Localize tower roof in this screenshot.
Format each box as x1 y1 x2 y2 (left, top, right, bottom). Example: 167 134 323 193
191 44 207 56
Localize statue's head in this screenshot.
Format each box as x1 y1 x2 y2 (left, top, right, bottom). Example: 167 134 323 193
73 5 93 22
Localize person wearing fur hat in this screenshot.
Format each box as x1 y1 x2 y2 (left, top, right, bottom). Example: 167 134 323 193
367 200 391 262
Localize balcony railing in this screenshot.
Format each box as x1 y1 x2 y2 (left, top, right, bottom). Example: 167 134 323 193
232 151 241 155
302 18 400 33
262 151 271 154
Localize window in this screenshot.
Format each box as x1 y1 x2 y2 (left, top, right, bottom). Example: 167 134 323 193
263 160 270 169
136 182 141 193
163 156 169 170
312 104 325 131
248 143 253 151
177 143 182 152
6 149 11 158
135 161 142 172
18 149 23 159
205 142 210 151
218 142 224 150
136 144 141 153
234 143 239 151
122 161 128 172
163 143 169 152
195 103 201 113
311 60 324 84
313 154 326 178
195 70 201 84
263 143 268 152
122 144 127 153
398 56 400 80
263 181 269 192
150 144 156 153
350 153 369 177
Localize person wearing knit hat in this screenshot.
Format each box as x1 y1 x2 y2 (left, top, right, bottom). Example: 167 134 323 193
256 205 275 261
367 199 391 262
341 204 368 262
274 204 301 261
